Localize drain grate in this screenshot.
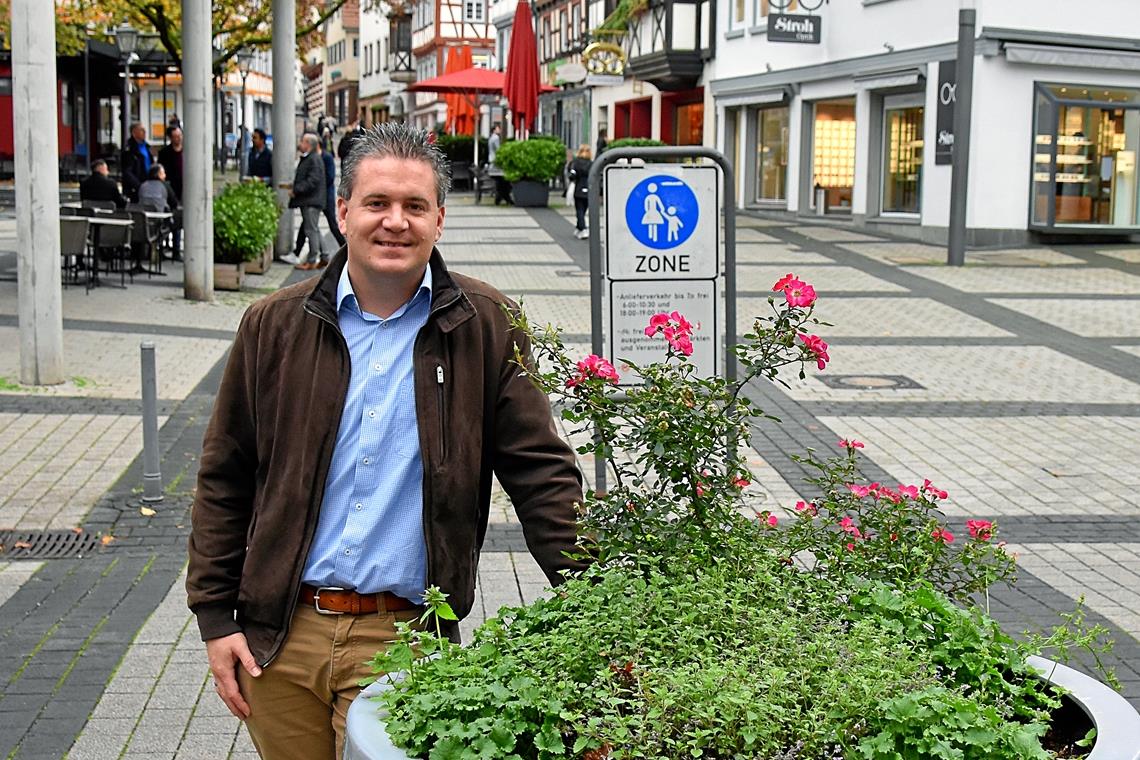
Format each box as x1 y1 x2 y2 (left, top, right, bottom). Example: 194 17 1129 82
817 374 925 391
0 530 106 559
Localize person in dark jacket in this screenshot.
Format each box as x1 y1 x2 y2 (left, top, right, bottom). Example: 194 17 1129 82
188 122 584 760
247 128 273 184
120 122 154 202
567 144 593 239
337 121 366 162
156 126 184 202
79 160 127 208
291 139 347 260
288 133 327 270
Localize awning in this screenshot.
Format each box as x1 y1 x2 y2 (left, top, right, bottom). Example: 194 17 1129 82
715 85 794 108
853 66 926 91
1004 42 1140 72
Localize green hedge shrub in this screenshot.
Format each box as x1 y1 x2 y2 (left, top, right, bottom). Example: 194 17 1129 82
607 137 668 150
213 181 279 264
494 137 568 182
434 134 489 166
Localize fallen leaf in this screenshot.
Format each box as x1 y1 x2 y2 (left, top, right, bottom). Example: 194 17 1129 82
140 506 157 517
71 527 83 534
14 541 32 549
100 535 115 546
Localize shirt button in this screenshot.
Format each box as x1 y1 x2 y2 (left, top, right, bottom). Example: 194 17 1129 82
355 503 363 511
373 363 382 371
362 457 370 465
344 548 351 556
367 409 376 418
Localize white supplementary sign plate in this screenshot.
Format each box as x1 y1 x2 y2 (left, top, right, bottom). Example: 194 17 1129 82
608 279 717 385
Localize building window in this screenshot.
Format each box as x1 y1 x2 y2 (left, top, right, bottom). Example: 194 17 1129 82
353 38 359 58
497 28 510 69
756 106 788 201
882 105 923 214
1032 83 1140 227
729 0 744 29
542 17 551 60
812 98 856 213
675 101 704 145
755 0 796 19
571 4 581 45
464 0 485 21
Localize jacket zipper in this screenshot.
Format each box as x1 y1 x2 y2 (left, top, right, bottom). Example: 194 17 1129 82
435 364 447 463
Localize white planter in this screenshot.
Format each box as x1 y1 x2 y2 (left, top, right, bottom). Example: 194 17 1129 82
344 679 413 760
344 658 1140 759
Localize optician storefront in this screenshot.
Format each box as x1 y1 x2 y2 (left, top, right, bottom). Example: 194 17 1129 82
711 29 1140 243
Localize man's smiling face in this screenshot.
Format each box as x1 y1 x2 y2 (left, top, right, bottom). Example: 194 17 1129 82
337 155 445 288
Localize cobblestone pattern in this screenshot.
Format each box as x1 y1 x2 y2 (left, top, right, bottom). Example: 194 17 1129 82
904 265 1140 295
737 296 1014 338
989 298 1140 337
734 264 909 293
734 244 835 264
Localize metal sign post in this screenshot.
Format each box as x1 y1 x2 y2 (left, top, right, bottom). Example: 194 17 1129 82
586 147 737 493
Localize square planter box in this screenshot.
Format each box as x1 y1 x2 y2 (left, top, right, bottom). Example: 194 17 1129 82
244 244 273 275
213 262 246 291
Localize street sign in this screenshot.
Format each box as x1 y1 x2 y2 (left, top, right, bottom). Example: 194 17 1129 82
605 165 718 280
767 13 821 44
935 60 956 165
609 280 717 383
604 163 721 382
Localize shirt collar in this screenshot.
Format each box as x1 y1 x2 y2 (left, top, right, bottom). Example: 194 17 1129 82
336 262 433 319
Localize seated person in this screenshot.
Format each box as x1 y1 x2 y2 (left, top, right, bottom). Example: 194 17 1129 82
79 159 127 208
138 164 178 212
137 164 183 260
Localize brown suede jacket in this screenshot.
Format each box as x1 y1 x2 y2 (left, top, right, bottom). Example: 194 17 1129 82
187 248 585 666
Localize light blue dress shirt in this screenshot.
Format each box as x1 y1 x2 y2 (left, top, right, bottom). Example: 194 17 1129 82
301 263 433 602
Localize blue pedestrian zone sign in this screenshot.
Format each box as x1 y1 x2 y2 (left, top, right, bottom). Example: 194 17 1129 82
624 175 699 250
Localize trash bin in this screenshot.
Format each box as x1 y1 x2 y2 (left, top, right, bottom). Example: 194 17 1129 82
814 187 828 216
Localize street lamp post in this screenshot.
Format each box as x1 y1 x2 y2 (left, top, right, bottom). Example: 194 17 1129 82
237 49 254 180
113 23 139 171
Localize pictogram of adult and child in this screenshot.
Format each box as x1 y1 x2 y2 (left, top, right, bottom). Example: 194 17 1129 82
624 175 699 250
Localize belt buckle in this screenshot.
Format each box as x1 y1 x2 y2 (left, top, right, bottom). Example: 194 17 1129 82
313 586 347 615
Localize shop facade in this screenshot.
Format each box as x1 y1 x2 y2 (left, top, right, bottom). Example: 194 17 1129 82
708 0 1140 243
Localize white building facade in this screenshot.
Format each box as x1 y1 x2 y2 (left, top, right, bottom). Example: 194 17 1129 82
706 0 1140 244
359 2 403 125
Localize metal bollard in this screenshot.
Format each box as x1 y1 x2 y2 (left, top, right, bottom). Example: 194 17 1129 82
140 341 164 503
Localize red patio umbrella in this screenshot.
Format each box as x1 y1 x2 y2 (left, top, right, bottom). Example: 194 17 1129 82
503 0 540 135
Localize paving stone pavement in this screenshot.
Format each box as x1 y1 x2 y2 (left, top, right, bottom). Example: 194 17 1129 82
0 198 1139 758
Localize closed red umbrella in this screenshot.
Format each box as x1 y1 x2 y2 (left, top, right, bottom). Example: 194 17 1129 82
503 0 540 135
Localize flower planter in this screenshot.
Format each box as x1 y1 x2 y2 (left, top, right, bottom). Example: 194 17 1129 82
213 262 245 291
343 658 1140 760
511 180 550 207
244 244 273 275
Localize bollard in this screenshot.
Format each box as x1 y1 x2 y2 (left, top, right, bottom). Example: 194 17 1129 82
140 341 164 503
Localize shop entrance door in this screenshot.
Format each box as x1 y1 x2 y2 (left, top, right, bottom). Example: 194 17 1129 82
881 97 924 215
810 98 856 214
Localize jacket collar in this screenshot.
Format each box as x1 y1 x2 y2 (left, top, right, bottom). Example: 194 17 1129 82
305 247 473 333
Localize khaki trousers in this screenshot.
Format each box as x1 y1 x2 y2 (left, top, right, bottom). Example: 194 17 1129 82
238 603 421 759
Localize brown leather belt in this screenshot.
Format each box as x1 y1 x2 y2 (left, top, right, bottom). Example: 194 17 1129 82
299 584 420 615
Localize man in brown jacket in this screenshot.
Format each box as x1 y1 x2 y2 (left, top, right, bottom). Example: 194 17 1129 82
187 122 584 758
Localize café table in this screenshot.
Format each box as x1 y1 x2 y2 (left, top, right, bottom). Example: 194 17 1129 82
84 216 133 288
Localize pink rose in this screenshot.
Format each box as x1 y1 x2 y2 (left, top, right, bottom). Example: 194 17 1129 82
772 273 797 292
931 527 954 544
783 280 817 308
566 354 620 387
966 519 993 541
838 438 865 450
797 333 830 370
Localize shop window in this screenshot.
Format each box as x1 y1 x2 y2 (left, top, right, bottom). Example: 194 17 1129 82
882 105 923 214
730 0 745 29
675 101 704 145
755 0 796 24
812 98 856 213
756 106 788 202
1033 83 1140 227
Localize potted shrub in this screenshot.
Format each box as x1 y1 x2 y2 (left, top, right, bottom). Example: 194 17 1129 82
213 181 279 289
347 276 1133 759
494 137 567 207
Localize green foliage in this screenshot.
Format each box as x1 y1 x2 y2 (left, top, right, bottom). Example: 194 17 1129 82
434 134 489 166
367 276 1114 758
494 137 568 182
606 137 668 150
213 181 279 264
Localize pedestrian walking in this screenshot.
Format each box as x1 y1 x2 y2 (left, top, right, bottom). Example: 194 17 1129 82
568 144 593 239
285 133 327 270
247 128 273 185
120 122 154 203
187 121 584 759
291 139 346 261
337 120 366 162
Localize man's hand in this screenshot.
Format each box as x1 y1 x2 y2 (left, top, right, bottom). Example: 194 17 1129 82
206 632 262 719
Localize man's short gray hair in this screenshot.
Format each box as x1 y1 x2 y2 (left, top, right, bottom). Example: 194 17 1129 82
338 122 451 206
302 132 320 151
